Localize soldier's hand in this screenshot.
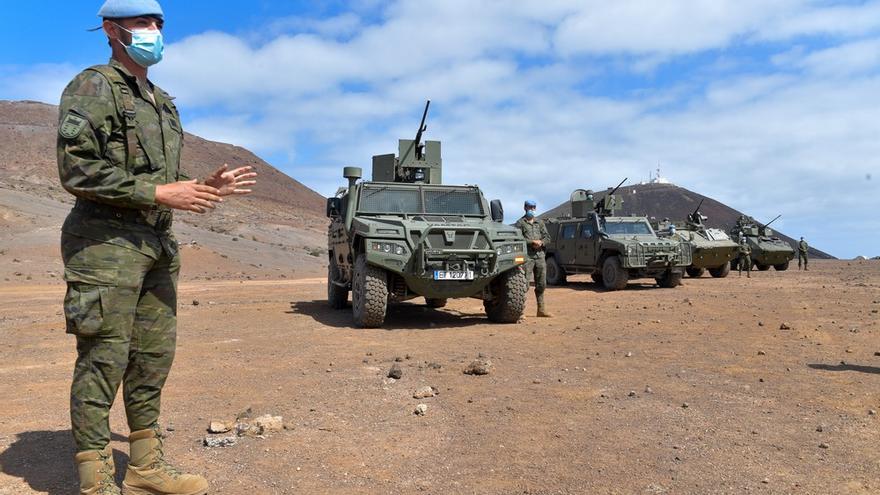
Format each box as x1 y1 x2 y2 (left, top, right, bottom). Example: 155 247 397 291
204 164 258 196
531 239 544 248
155 180 222 213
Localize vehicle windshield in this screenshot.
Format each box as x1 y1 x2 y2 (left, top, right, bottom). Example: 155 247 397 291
603 219 653 235
358 184 484 215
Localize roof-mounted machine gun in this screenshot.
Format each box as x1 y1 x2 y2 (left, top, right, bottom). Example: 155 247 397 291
594 178 627 217
758 214 782 236
371 100 442 184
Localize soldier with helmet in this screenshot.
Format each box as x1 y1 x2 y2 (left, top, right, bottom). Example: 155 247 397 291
515 200 553 317
58 0 256 492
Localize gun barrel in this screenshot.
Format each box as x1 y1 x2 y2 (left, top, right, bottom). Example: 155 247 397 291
413 100 431 156
763 214 782 228
692 198 704 217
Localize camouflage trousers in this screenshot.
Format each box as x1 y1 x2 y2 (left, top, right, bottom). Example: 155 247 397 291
524 255 547 304
798 252 808 268
62 232 179 451
738 255 751 275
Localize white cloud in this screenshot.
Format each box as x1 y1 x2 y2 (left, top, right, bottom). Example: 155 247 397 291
0 63 78 105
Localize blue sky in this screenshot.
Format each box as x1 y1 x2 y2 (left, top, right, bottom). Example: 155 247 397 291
2 1 879 258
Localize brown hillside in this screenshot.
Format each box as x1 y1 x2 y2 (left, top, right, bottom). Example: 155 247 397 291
543 182 834 260
0 100 329 282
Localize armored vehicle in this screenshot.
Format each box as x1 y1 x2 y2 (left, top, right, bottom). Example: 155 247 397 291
326 102 528 327
729 215 795 271
654 200 739 278
544 182 692 290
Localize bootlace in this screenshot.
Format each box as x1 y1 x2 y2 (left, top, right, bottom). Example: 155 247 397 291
96 451 121 494
151 431 182 478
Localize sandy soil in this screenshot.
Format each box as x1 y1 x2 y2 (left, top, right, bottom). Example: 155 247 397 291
0 260 878 494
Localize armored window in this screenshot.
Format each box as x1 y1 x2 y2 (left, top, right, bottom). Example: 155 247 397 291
561 224 577 239
358 187 422 213
605 220 652 235
580 224 594 238
423 188 483 215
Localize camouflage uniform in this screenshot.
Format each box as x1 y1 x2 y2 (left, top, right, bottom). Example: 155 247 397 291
738 242 752 278
798 239 809 270
58 59 184 452
515 216 551 307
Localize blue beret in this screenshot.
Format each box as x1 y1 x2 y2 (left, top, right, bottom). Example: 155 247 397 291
524 200 537 208
97 0 164 20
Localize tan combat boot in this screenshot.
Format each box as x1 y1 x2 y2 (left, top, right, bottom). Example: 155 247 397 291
75 446 122 495
122 427 208 495
536 301 554 318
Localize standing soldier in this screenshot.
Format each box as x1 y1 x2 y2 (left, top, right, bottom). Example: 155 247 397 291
798 236 809 270
515 200 553 317
58 1 256 493
738 238 752 278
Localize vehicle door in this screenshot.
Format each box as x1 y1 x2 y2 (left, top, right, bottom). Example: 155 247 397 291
556 223 578 266
577 222 598 267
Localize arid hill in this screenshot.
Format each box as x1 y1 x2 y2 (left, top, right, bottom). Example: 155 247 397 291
543 182 834 259
0 100 329 282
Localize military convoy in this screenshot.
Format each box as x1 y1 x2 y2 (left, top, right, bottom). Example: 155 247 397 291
729 215 795 271
325 102 529 327
655 200 739 278
544 182 692 290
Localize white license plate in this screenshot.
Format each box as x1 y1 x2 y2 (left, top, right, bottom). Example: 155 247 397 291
433 270 475 280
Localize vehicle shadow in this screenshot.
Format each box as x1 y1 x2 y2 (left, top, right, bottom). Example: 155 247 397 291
0 430 129 493
807 363 880 375
288 300 491 330
556 281 663 292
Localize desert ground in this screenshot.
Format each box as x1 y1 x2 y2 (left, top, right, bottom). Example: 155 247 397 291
1 259 878 494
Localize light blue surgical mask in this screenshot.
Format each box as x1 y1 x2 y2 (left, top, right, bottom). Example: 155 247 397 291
525 210 536 219
114 23 164 67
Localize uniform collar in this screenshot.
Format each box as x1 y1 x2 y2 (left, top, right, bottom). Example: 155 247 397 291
108 57 166 108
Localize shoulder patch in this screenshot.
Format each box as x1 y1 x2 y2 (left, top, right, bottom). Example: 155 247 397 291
59 112 88 139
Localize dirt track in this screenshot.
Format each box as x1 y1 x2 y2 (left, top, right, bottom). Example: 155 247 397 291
1 260 879 494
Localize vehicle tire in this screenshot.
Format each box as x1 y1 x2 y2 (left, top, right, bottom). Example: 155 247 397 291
352 253 388 328
657 269 683 288
327 256 348 309
591 272 604 285
708 261 731 278
756 263 771 271
484 268 528 323
774 261 790 271
686 266 705 278
601 256 628 291
545 255 567 285
426 298 447 308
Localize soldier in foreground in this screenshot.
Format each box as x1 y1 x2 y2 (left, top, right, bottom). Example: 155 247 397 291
738 238 752 278
798 237 809 270
515 200 553 317
58 1 256 493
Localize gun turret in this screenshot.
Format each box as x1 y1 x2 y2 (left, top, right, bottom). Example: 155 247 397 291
595 178 627 216
758 214 782 236
372 100 442 184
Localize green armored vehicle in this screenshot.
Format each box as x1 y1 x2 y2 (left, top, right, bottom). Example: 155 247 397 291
655 200 739 278
545 182 692 290
326 102 528 327
729 215 795 271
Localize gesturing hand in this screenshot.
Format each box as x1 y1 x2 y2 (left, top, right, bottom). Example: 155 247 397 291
204 164 257 196
155 180 222 213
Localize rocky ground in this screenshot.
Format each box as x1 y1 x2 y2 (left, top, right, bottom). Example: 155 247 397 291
0 260 878 494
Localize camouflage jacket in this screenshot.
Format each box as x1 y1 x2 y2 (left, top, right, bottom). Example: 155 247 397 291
57 59 186 259
798 240 809 253
739 243 751 256
515 216 550 258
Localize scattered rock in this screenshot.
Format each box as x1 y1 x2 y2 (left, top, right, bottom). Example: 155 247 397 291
644 386 653 394
779 322 791 330
192 300 200 306
388 363 403 379
816 425 824 432
204 435 237 448
414 404 428 416
681 402 690 409
628 390 637 397
819 442 829 449
165 423 175 432
625 352 633 358
758 321 764 327
532 379 542 384
254 414 284 432
464 359 492 376
870 409 877 416
208 421 231 434
757 350 766 356
413 386 436 399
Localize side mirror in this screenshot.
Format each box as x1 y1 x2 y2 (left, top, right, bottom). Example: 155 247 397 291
490 199 504 223
326 197 342 218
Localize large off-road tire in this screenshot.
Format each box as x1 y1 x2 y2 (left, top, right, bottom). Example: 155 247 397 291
708 261 731 278
591 272 604 285
351 253 388 328
327 256 348 309
601 256 628 291
685 266 705 278
545 255 567 285
426 298 448 308
656 269 683 288
756 263 771 271
774 261 790 271
484 268 528 323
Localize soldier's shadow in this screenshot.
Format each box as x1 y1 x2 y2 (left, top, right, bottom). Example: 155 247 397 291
287 300 488 330
807 363 880 375
0 430 129 493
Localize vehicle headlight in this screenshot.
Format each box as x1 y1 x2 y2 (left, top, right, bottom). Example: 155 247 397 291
496 247 503 256
394 245 405 255
372 242 406 255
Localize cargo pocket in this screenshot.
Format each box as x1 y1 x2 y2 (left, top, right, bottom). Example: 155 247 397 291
63 284 109 336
